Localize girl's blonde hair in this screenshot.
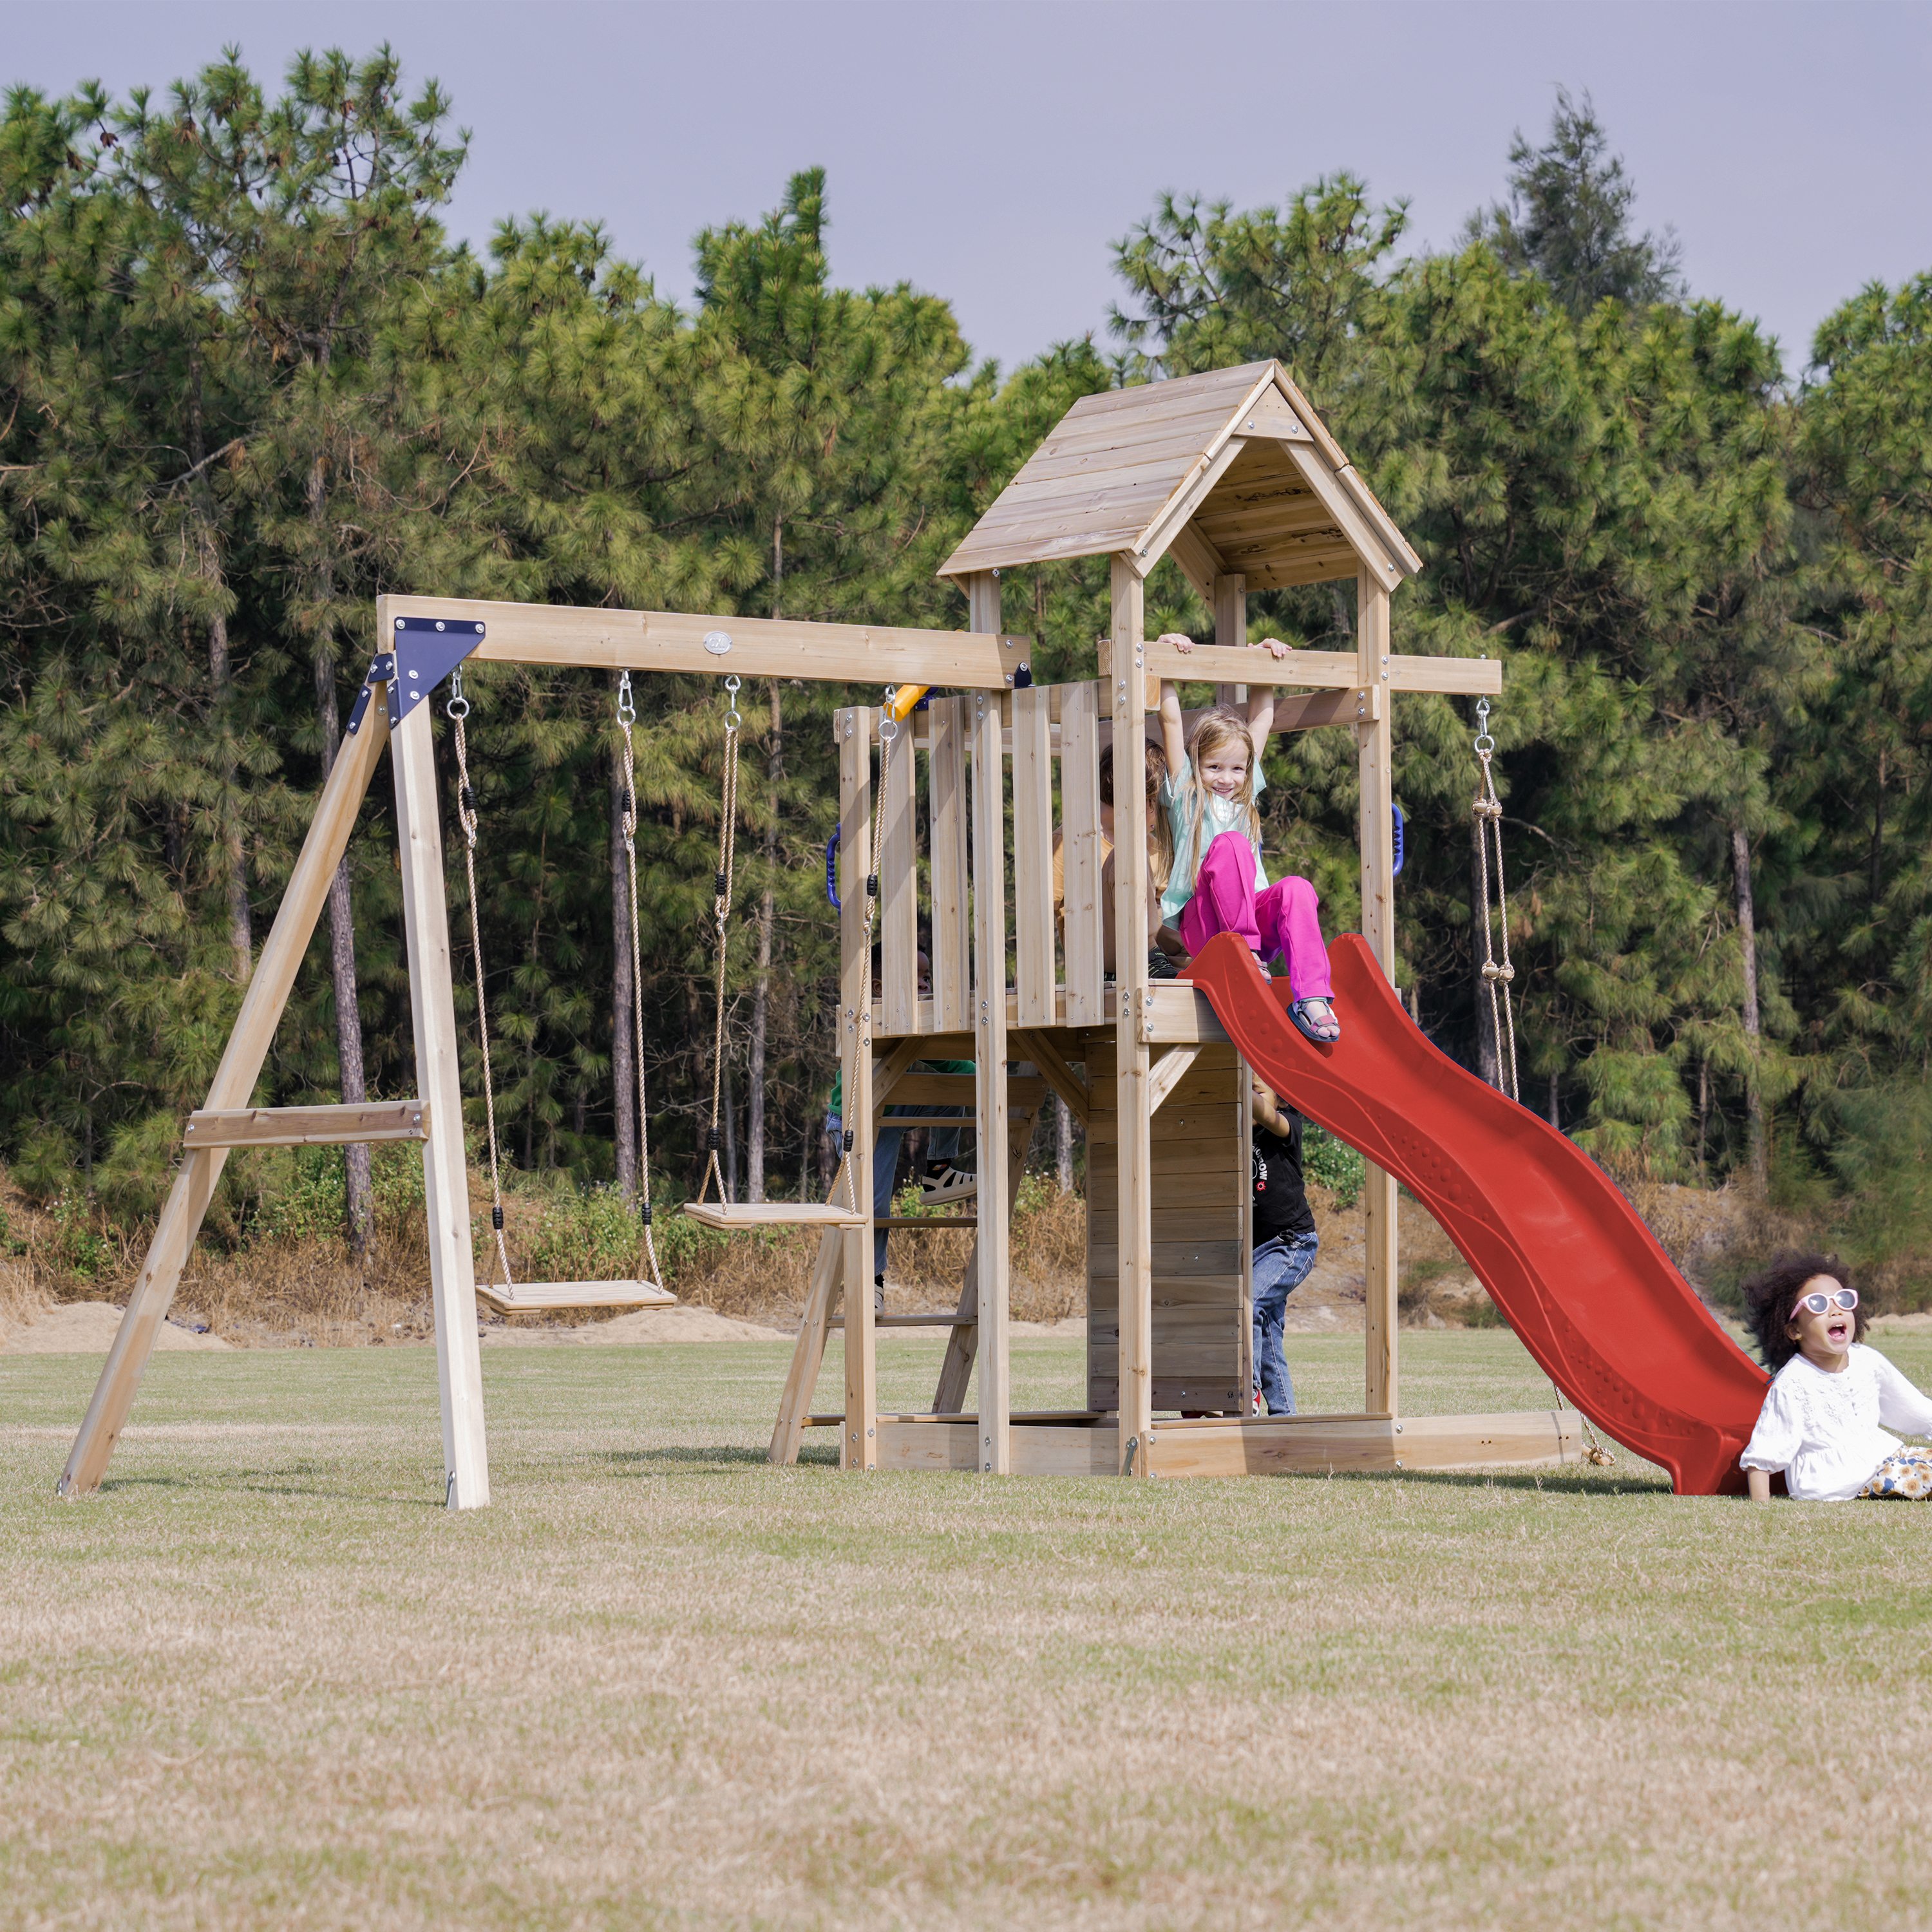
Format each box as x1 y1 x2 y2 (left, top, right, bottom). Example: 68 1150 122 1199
1177 706 1262 896
1099 739 1174 893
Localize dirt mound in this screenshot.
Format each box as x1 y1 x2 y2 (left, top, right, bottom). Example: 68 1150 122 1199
1 1302 234 1355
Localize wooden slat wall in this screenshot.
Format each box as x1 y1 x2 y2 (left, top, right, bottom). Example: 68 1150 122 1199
927 697 971 1034
1011 685 1056 1025
1059 680 1104 1025
1086 1037 1249 1414
880 709 918 1036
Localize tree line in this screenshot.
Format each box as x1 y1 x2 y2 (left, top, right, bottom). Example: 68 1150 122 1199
2 55 1927 1253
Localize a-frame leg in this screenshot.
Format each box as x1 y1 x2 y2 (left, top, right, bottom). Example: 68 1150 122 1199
59 697 393 1497
389 679 489 1509
768 1227 845 1465
931 1102 1036 1416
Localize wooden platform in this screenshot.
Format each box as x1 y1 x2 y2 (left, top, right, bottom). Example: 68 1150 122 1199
681 1201 867 1231
475 1280 677 1313
848 1410 1590 1477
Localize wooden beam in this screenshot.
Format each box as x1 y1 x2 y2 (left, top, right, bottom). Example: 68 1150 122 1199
1010 1030 1090 1128
1211 570 1248 708
1358 570 1398 1421
393 594 1027 692
930 1108 1035 1414
1122 638 1500 696
1167 521 1227 609
968 568 1012 1475
770 1223 845 1465
1146 1045 1203 1115
838 706 877 1471
869 1038 929 1124
389 679 490 1510
183 1100 428 1148
1110 554 1154 1477
1280 444 1405 591
60 687 394 1500
1128 436 1254 579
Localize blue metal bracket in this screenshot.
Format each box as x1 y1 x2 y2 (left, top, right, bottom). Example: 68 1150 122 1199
386 615 488 728
344 653 395 739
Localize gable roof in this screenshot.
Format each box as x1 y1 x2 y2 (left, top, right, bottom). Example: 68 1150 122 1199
936 359 1421 595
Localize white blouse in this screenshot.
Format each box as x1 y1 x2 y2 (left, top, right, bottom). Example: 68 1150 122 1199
1739 1345 1932 1501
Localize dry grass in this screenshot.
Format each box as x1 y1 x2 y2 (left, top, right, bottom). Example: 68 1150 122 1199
5 1329 1932 1930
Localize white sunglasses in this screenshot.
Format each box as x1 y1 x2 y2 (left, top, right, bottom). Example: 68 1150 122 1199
1792 1287 1857 1316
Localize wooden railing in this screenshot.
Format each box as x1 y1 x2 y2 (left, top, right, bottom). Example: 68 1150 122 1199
851 680 1112 1039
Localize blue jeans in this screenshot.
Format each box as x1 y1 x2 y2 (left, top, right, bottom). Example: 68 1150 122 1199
826 1108 972 1276
1253 1229 1320 1416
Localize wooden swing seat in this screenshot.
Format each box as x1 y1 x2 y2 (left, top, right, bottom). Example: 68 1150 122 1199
475 1279 677 1314
681 1200 868 1231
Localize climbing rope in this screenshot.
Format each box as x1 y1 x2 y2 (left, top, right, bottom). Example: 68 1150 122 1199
447 669 514 1299
1471 697 1520 1105
1473 700 1613 1467
829 702 899 1215
615 672 665 1290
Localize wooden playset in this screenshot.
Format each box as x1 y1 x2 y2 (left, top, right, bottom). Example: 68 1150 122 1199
59 359 1590 1511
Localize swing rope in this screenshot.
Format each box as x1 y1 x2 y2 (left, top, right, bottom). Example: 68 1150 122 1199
447 670 513 1300
616 672 665 1290
1471 696 1520 1106
1473 697 1612 1468
694 676 743 1207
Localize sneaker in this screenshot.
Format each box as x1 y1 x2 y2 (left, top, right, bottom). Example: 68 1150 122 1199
873 1273 887 1318
920 1162 978 1205
1251 952 1273 981
1147 947 1179 980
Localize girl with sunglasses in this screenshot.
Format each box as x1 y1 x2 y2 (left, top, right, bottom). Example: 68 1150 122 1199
1738 1251 1932 1500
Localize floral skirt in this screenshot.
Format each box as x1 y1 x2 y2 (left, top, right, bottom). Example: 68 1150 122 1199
1859 1445 1932 1499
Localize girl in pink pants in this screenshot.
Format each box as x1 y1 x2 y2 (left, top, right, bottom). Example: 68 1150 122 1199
1156 635 1340 1043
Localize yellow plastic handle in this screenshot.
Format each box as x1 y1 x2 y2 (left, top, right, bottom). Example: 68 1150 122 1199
884 685 929 723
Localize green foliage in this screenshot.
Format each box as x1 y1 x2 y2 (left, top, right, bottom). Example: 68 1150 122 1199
1302 1125 1365 1209
4 46 1932 1290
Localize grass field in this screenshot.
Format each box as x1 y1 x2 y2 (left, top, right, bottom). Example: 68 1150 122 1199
5 1328 1932 1930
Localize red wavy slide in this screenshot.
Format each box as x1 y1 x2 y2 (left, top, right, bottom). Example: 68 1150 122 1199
1182 932 1770 1495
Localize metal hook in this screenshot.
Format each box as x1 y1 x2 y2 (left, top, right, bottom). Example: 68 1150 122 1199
1473 696 1495 757
723 672 741 732
446 667 469 721
618 668 636 726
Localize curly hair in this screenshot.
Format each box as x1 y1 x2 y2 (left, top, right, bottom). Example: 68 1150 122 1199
1741 1251 1865 1371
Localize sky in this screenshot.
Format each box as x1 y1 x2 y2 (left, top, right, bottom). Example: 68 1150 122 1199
9 1 1932 379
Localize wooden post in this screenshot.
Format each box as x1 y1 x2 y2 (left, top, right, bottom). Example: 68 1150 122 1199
1212 569 1247 708
60 683 394 1497
967 571 1011 1473
1110 556 1154 1474
388 659 490 1510
1356 569 1398 1417
838 706 876 1470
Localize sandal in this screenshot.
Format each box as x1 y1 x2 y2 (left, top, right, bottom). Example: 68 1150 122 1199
1289 996 1340 1044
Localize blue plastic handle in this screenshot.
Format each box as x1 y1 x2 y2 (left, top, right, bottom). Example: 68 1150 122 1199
826 825 841 911
1391 802 1406 878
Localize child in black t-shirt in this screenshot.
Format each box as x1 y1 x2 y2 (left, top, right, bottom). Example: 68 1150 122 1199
1251 1077 1320 1416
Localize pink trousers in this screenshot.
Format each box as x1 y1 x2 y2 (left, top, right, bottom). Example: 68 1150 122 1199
1179 831 1333 1001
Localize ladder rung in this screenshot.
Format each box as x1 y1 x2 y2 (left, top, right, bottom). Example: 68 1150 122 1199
184 1101 429 1148
828 1313 976 1328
